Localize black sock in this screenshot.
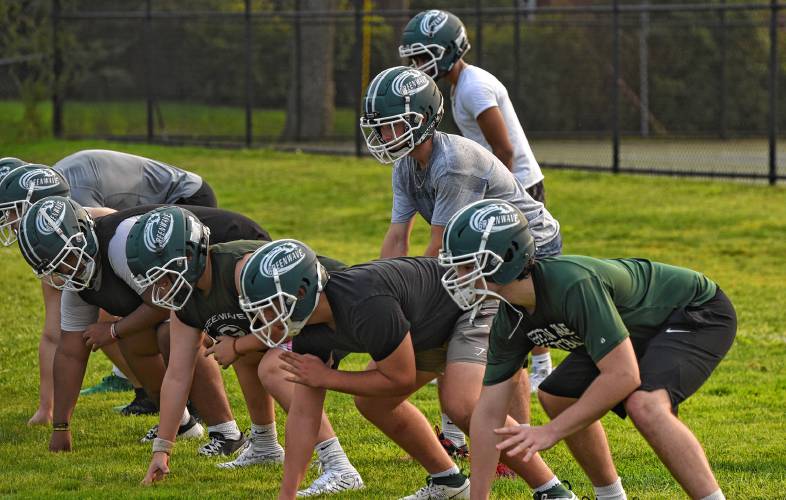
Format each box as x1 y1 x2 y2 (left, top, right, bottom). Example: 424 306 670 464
432 472 466 488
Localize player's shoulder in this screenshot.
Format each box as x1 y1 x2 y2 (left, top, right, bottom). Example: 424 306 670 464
457 65 502 92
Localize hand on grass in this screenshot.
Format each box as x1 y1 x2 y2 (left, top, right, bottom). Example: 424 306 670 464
141 452 170 485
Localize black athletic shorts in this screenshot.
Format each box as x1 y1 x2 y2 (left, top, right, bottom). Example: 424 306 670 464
176 180 218 208
538 288 736 418
526 180 546 204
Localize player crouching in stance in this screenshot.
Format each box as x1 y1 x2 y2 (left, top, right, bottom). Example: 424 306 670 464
239 240 576 500
439 199 736 500
16 200 264 454
125 213 362 495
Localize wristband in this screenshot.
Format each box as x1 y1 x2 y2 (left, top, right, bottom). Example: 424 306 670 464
110 321 120 340
231 337 240 357
152 437 175 455
53 422 69 431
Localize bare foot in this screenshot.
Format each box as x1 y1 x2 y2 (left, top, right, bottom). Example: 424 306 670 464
27 409 53 426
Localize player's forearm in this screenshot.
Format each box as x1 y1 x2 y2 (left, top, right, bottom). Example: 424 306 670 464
279 388 325 499
323 368 414 397
113 304 168 339
236 333 266 355
469 393 509 500
380 230 408 258
492 148 514 171
51 334 90 424
549 370 639 439
156 365 194 442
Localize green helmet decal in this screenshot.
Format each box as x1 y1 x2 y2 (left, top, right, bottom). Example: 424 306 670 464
239 239 327 348
399 10 470 80
0 157 27 183
360 66 444 163
17 196 98 291
438 199 535 313
125 206 210 311
0 164 70 246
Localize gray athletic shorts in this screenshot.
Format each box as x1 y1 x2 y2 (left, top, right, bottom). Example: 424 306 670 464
415 301 499 373
60 290 100 332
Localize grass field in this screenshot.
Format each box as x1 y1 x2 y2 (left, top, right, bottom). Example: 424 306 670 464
1 140 785 498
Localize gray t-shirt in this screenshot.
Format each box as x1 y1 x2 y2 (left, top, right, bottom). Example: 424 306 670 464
391 132 560 245
53 149 203 209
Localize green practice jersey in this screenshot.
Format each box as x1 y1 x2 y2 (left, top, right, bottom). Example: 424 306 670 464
484 256 717 386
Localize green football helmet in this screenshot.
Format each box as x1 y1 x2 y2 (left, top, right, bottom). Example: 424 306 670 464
0 157 27 183
239 239 327 348
360 66 444 163
439 199 535 313
0 164 70 246
17 196 98 292
399 10 470 80
125 206 210 311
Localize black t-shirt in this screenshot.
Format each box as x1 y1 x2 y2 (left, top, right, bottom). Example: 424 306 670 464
292 257 463 363
78 205 270 316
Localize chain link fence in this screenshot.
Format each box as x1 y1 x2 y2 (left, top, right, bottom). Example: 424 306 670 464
1 0 784 182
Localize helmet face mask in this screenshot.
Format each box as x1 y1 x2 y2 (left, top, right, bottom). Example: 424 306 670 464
138 256 195 311
0 200 26 246
360 113 424 164
399 43 446 79
18 197 98 292
439 249 503 312
239 240 327 349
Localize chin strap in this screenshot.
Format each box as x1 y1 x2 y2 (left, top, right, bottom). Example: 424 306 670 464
467 287 524 340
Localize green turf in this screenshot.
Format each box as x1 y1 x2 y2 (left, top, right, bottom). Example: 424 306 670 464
0 140 785 498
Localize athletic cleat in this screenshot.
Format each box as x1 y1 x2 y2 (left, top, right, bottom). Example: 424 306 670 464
115 392 158 416
529 365 553 393
139 416 204 443
216 441 283 469
496 462 516 479
533 481 578 499
80 374 133 395
198 431 248 457
435 425 469 459
399 475 470 499
296 468 365 497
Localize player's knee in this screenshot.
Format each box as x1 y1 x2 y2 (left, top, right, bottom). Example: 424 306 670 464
442 401 473 433
353 395 375 417
625 390 670 429
538 390 567 418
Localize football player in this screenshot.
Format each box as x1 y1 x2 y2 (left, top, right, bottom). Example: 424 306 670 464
126 212 362 496
16 198 268 457
439 199 735 500
1 150 218 424
237 240 576 500
360 66 563 470
400 8 555 394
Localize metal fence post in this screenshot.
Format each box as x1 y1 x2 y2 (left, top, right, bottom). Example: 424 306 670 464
612 0 620 173
768 0 779 185
51 0 63 138
354 0 363 157
144 0 153 142
244 0 253 147
294 0 302 141
718 0 728 140
639 0 649 137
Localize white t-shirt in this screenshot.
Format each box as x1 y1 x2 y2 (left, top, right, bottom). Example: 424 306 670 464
451 65 544 189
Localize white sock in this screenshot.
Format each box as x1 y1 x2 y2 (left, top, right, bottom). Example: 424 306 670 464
111 365 128 379
179 408 191 426
440 413 466 447
700 490 725 500
250 422 281 451
531 353 552 371
534 476 561 492
315 437 354 472
431 465 460 479
208 420 241 440
594 477 627 500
